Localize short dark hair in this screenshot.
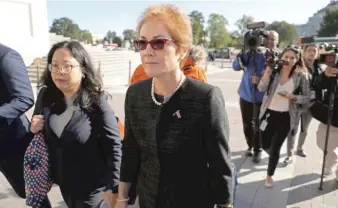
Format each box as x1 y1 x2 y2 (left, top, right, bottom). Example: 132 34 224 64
39 41 104 114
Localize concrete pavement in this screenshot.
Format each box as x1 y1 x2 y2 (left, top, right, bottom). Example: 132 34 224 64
1 60 338 207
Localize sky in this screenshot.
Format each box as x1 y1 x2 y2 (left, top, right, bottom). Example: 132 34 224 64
47 0 331 37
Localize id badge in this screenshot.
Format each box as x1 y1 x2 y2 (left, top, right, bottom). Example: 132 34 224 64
310 90 316 100
260 120 268 131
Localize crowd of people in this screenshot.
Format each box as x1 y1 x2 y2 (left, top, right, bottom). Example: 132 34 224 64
233 29 338 188
0 3 337 208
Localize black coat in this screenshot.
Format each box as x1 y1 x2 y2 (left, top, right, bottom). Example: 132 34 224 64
42 93 122 197
121 77 233 208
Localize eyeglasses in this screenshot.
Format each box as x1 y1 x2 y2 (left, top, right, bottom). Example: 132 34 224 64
134 39 173 50
48 64 79 74
284 45 300 53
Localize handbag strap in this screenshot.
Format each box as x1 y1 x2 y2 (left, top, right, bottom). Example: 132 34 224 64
33 86 47 115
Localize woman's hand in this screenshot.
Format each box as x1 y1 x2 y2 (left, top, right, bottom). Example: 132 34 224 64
30 115 44 134
324 66 338 77
101 191 118 208
251 76 260 84
279 91 296 101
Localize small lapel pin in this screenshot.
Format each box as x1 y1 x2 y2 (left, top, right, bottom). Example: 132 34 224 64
173 110 181 119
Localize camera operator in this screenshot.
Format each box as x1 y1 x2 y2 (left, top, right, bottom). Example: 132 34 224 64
232 30 279 163
284 44 323 165
313 65 338 182
258 46 310 187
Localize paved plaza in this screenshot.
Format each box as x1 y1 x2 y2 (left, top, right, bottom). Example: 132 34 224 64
0 60 337 207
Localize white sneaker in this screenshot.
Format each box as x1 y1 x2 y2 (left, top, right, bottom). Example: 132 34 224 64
265 178 274 188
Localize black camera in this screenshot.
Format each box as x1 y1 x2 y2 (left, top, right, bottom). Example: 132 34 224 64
264 48 285 70
244 22 269 50
318 44 338 67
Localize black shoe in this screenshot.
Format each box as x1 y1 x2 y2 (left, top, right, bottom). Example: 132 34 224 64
296 149 306 157
252 152 261 163
245 148 253 157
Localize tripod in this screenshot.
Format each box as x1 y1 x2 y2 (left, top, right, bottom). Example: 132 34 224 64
251 49 259 151
319 78 337 190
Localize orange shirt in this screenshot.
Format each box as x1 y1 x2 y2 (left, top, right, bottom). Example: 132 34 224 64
130 56 207 85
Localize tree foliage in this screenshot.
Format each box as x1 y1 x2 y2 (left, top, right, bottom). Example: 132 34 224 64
317 7 338 37
122 29 137 41
113 36 122 47
207 13 232 48
50 17 93 44
266 21 298 46
104 30 117 43
235 15 254 37
188 10 205 45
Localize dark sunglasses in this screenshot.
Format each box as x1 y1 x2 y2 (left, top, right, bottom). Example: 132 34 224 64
134 39 173 50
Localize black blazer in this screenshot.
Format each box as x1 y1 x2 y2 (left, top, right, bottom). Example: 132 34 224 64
121 77 233 208
41 93 122 196
0 44 34 160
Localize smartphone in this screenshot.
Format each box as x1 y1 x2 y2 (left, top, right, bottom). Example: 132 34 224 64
277 60 289 66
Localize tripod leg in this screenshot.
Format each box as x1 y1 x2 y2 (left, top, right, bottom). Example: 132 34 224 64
318 123 335 190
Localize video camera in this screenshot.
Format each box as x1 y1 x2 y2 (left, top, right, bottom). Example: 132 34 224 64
244 21 269 50
318 44 338 67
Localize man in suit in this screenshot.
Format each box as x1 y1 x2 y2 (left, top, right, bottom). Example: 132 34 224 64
0 43 35 198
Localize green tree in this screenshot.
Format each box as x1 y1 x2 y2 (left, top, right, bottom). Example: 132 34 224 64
50 17 93 43
104 30 116 43
113 36 122 47
317 7 338 37
266 21 298 46
50 17 81 40
235 15 254 37
207 13 232 48
188 10 205 45
80 30 93 44
235 15 254 45
229 31 241 47
123 29 137 41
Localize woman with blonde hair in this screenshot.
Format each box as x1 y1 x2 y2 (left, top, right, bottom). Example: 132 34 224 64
258 45 310 187
116 4 233 208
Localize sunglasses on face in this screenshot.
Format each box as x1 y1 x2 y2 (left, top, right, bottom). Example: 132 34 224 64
285 45 300 50
284 45 301 54
134 39 173 50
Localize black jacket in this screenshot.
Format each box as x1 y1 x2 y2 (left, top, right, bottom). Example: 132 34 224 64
42 93 122 196
121 77 233 208
311 71 338 127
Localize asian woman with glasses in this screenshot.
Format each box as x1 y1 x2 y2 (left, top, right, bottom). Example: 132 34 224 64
29 41 122 208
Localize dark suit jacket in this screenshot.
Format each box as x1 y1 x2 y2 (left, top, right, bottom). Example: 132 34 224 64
0 44 34 160
42 93 122 196
121 77 233 208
